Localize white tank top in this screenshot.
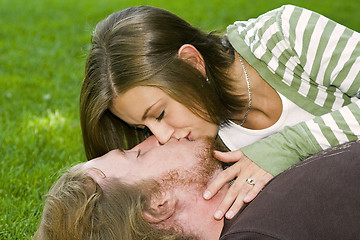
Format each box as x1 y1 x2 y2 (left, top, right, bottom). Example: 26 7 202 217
218 93 315 151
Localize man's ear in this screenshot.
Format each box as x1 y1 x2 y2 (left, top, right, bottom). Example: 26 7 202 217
178 44 206 77
143 191 177 223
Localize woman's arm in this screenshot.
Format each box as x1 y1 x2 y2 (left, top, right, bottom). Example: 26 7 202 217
238 5 360 175
242 101 360 175
207 4 360 220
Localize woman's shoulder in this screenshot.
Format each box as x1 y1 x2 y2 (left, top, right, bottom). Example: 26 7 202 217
226 4 317 30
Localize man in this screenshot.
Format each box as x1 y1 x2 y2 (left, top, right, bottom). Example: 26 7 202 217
34 137 360 240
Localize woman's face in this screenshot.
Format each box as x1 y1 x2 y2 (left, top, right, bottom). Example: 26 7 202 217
110 86 218 144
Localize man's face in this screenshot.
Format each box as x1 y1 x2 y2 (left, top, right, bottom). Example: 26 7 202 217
83 136 225 240
83 136 221 185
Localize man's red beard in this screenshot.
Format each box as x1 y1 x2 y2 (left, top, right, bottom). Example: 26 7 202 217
156 136 224 189
137 136 225 205
138 137 224 240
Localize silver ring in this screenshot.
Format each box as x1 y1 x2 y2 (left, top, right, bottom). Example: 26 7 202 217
246 178 255 185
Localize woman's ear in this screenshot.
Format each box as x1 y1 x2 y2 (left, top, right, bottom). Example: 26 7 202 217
143 191 177 223
178 44 206 77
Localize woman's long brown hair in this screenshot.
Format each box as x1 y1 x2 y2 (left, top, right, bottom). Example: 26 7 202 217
80 6 245 159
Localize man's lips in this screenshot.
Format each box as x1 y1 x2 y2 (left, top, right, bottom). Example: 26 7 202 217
185 132 193 141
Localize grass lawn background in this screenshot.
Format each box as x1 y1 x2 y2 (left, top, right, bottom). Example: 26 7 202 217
1 0 359 238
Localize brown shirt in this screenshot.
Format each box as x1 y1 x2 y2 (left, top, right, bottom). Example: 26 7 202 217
220 141 360 240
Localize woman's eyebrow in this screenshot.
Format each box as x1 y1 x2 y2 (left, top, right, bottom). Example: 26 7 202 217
141 100 161 120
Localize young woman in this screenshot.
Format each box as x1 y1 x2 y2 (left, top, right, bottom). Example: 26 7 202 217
80 5 360 220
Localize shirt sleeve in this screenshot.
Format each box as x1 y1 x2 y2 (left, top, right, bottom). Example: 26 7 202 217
242 102 360 176
238 5 360 176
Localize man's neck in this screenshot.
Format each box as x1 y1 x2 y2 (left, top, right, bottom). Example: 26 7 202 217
172 184 228 239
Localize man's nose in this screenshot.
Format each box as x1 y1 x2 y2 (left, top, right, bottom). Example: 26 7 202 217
148 123 174 145
130 135 160 151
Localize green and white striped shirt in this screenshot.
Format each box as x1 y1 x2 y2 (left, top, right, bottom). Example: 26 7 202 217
226 5 360 175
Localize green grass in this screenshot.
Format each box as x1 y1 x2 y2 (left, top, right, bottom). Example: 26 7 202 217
1 0 359 238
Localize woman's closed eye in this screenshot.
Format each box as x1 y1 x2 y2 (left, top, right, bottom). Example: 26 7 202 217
134 125 144 130
156 110 165 121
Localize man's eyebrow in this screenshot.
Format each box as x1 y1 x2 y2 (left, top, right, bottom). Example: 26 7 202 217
117 148 125 153
141 100 160 121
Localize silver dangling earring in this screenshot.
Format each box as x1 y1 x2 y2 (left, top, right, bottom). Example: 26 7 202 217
202 77 210 87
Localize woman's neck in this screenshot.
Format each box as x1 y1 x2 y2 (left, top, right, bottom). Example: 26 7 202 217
227 54 282 130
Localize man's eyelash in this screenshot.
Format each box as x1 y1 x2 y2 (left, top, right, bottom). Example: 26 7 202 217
136 149 141 158
156 110 165 121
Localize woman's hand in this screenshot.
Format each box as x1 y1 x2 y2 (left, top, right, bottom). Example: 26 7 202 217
203 149 273 220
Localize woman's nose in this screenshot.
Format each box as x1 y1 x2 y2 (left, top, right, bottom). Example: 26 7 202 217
148 123 174 145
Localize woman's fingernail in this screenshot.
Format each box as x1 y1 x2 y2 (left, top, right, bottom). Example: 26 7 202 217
213 150 221 155
225 210 234 219
203 190 211 199
214 210 223 220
